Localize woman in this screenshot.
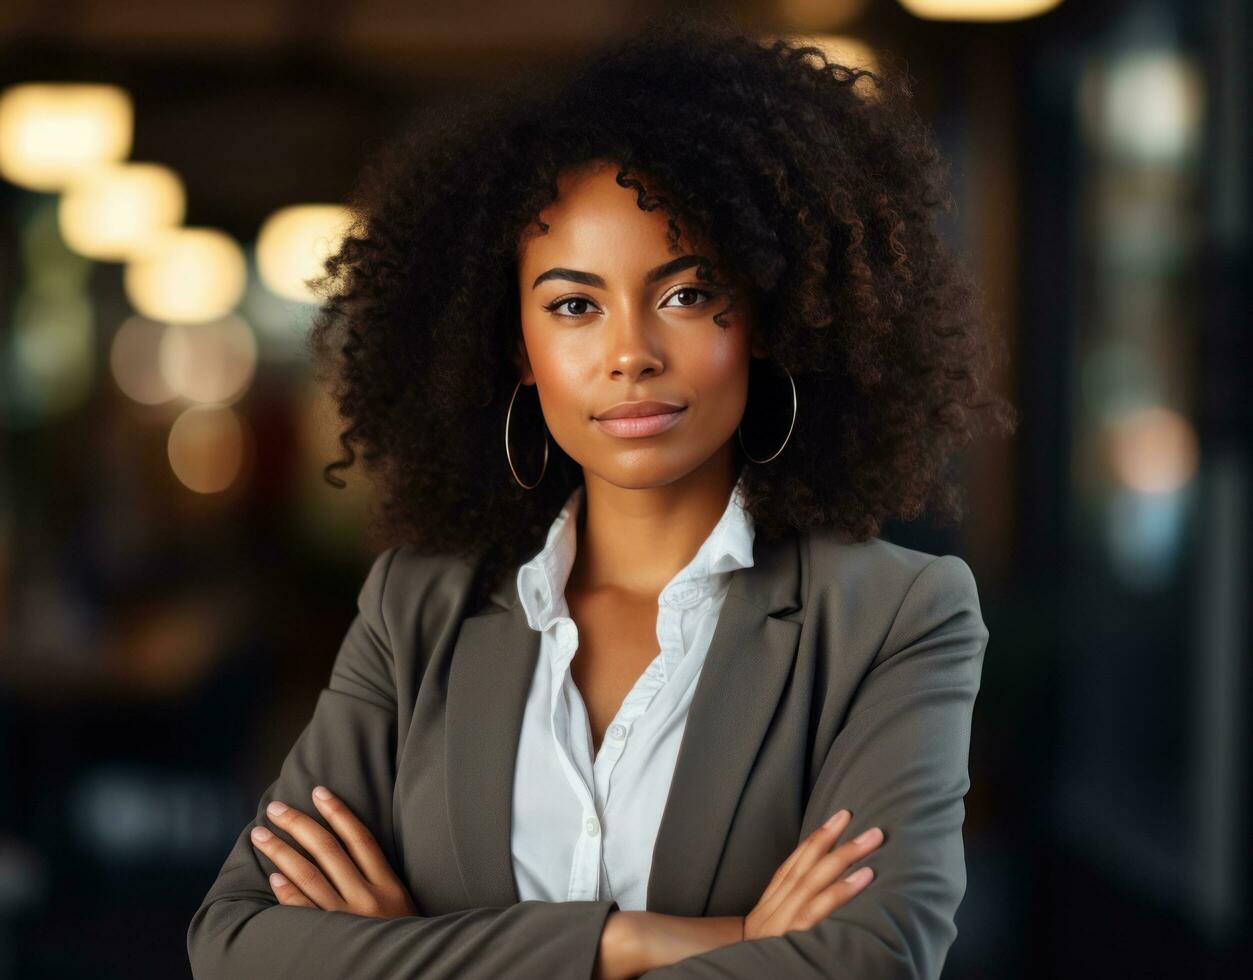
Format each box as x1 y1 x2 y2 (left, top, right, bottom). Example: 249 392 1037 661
188 11 1017 979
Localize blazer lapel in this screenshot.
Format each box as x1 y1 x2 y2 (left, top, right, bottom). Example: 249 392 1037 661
445 586 537 907
445 529 805 913
646 530 804 915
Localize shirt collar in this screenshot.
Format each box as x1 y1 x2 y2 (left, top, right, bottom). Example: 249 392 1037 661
516 469 756 633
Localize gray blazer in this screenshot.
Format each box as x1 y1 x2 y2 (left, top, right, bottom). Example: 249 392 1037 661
187 527 989 979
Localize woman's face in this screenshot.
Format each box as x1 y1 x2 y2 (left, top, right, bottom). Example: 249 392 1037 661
515 160 764 490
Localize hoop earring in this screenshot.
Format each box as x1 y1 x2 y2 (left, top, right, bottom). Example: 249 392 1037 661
505 378 549 489
737 360 797 464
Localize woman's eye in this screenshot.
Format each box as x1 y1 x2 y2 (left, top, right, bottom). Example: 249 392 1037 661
544 287 713 318
545 297 598 317
663 287 713 308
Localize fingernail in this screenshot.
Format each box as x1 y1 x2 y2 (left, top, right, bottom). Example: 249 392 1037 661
270 872 288 887
824 809 849 831
854 826 882 846
267 801 288 817
844 867 873 887
313 786 333 801
251 827 272 843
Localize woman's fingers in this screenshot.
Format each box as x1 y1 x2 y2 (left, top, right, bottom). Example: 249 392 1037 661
254 798 376 909
250 820 346 910
757 810 850 915
797 866 876 931
805 826 883 893
772 825 884 929
267 871 318 908
251 789 420 918
745 812 885 941
309 786 397 889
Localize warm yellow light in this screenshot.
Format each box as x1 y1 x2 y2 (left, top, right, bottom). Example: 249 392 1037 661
167 404 248 494
774 0 871 31
124 227 247 324
110 314 177 405
1106 407 1199 494
158 313 258 405
0 83 133 191
896 0 1063 20
256 204 356 304
59 162 186 261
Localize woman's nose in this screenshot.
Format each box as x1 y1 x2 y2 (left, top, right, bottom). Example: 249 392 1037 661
604 311 665 375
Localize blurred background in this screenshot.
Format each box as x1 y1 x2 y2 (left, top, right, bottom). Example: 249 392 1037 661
0 0 1248 976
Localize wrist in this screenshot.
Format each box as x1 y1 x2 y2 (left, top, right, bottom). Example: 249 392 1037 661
598 910 649 980
632 911 745 972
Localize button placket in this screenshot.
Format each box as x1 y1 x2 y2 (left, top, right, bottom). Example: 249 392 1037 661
592 714 633 811
568 822 601 900
568 811 603 899
549 664 598 824
515 474 757 909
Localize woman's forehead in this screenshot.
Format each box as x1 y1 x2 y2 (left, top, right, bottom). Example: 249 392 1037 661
518 168 713 277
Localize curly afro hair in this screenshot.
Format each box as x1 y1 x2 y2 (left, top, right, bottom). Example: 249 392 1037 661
306 9 1018 606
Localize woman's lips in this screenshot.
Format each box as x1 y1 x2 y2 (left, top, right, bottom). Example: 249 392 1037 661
593 407 687 438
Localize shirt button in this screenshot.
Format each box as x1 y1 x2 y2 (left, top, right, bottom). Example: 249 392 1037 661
608 723 626 740
585 816 600 837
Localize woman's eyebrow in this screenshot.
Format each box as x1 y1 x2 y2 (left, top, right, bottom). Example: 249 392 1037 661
531 254 711 291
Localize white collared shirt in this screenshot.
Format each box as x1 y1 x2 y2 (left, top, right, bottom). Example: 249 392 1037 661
510 471 756 911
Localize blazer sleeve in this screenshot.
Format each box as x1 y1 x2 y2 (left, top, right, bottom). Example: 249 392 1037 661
186 546 620 980
638 553 990 980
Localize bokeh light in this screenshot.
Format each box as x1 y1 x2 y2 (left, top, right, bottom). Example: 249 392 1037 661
1104 405 1199 494
166 404 250 494
1084 51 1204 163
897 0 1065 20
0 82 133 191
158 314 258 406
4 197 96 425
256 204 356 304
123 227 248 324
109 315 177 406
11 290 95 419
59 161 186 262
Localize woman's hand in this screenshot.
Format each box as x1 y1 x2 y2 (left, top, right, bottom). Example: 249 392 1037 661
249 785 419 919
742 808 882 940
613 809 884 975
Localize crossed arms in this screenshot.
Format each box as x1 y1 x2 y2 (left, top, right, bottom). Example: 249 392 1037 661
187 549 988 980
